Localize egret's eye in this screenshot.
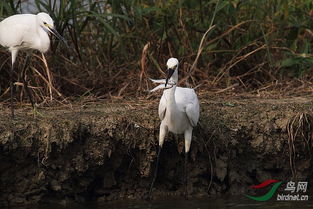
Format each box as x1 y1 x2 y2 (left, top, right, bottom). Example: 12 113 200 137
167 65 177 70
43 21 47 25
169 65 177 70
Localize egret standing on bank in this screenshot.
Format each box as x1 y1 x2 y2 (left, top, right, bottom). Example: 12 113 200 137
0 12 67 119
149 58 200 199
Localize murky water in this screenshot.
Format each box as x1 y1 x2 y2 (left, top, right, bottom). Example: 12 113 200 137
9 196 313 209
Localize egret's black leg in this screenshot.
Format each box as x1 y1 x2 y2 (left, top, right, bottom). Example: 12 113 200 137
148 146 162 199
21 55 34 108
10 61 15 119
184 151 188 199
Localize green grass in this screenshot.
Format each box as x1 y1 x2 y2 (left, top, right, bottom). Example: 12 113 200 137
0 0 312 101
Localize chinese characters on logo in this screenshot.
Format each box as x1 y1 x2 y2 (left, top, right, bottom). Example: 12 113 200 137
285 181 308 193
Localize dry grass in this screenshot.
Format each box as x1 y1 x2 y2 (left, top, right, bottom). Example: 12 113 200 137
0 1 312 105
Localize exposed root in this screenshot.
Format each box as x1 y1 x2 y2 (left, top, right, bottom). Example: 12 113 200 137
286 112 313 180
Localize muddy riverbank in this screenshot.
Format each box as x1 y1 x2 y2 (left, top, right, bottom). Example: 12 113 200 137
1 96 313 206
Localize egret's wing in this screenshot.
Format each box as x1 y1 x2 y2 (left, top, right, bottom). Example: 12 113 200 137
183 89 200 127
173 87 199 126
158 92 167 120
0 14 35 47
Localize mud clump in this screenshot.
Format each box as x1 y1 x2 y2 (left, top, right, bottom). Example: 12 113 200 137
0 97 313 206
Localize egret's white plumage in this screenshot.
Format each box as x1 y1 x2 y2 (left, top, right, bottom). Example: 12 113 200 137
149 57 200 198
0 13 53 54
0 12 66 118
156 58 199 152
158 86 200 151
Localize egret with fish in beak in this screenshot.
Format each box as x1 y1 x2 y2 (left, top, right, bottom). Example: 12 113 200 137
149 58 200 200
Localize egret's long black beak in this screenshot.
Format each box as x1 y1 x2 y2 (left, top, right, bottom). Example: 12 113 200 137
165 68 175 87
49 27 69 47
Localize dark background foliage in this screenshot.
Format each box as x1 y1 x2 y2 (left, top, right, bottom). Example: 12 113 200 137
0 0 313 103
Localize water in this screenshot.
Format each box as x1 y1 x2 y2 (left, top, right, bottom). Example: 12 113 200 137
9 197 313 209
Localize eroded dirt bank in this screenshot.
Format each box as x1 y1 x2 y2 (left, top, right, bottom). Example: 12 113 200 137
1 97 313 206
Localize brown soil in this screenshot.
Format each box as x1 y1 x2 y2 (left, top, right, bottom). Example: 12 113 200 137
1 96 313 206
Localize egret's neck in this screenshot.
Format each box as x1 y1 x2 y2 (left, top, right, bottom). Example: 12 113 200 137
167 85 177 108
36 19 50 53
167 69 178 107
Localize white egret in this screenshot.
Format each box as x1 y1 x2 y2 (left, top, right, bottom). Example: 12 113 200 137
0 12 67 119
149 58 200 199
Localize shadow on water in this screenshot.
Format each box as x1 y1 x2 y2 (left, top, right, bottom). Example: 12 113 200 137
9 196 313 209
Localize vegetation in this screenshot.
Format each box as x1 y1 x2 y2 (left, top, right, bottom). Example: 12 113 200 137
0 0 313 103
